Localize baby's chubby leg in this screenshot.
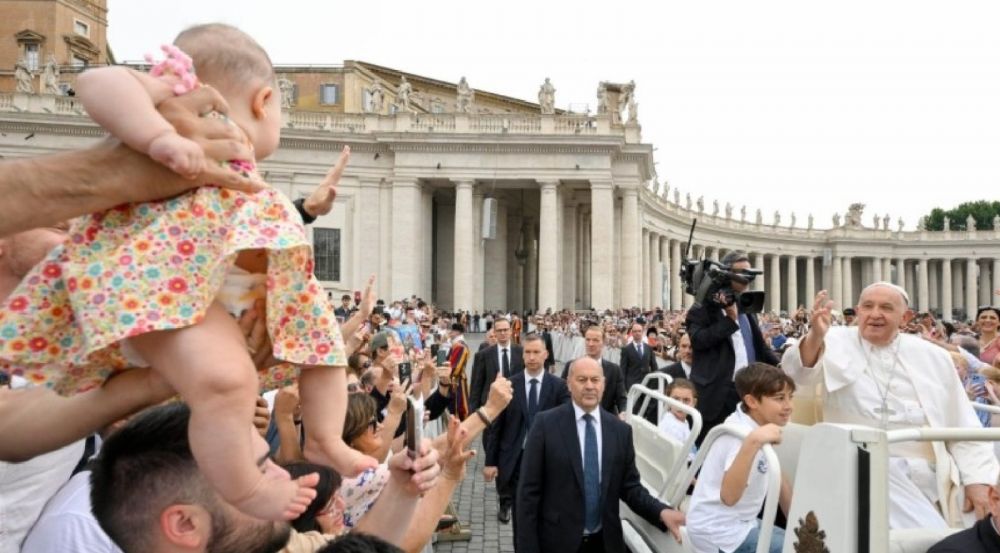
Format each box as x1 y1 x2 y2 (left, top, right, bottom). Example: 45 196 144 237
129 302 316 520
300 365 378 475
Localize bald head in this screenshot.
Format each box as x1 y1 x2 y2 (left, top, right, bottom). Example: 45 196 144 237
568 356 604 411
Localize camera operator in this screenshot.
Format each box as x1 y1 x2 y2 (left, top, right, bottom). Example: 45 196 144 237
685 251 778 444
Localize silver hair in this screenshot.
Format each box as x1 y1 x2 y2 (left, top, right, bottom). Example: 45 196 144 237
859 281 910 306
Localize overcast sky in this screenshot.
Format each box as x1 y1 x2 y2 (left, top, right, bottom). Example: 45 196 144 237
107 0 1000 230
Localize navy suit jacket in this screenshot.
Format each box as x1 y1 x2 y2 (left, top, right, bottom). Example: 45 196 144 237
619 341 658 390
484 371 570 489
515 403 669 553
470 343 524 411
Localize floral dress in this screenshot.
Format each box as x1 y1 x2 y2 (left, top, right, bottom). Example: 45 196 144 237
0 149 344 396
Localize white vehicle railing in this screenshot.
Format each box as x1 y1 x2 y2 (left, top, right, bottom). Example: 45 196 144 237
625 381 703 501
850 425 1000 552
674 423 782 553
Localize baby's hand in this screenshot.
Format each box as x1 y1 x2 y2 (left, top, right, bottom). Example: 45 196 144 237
149 131 204 180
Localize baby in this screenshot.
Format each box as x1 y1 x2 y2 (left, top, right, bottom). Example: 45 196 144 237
0 24 374 520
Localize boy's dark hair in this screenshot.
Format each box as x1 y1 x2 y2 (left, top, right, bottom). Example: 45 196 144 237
735 363 795 411
317 533 404 553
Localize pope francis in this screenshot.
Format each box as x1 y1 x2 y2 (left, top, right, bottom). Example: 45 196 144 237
782 282 999 529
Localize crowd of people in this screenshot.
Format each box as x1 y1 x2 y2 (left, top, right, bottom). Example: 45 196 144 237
2 20 1000 553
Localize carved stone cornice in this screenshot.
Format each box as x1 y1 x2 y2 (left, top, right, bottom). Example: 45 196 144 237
0 118 104 138
386 142 619 155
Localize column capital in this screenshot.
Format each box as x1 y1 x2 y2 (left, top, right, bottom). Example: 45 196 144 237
453 178 476 188
589 179 614 190
536 179 561 189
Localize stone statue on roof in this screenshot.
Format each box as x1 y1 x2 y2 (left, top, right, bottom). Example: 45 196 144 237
366 80 385 114
456 76 474 114
396 76 413 113
42 55 60 96
277 76 295 109
597 81 609 114
15 57 33 94
538 78 556 115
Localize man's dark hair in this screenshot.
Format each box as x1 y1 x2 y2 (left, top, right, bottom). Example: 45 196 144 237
90 403 214 552
721 250 750 267
317 533 403 553
735 362 795 411
342 294 352 301
493 317 511 329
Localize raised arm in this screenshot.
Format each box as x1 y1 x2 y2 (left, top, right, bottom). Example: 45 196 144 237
0 86 262 237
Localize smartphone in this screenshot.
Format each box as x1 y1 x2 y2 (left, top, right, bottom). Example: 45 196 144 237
397 361 412 383
405 395 424 460
354 290 362 304
436 347 449 366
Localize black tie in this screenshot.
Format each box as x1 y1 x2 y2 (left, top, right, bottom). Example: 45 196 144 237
527 378 539 428
502 348 510 377
637 342 643 358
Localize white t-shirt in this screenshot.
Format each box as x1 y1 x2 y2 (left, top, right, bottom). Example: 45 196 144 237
20 471 121 553
0 440 84 553
685 407 771 553
657 414 694 462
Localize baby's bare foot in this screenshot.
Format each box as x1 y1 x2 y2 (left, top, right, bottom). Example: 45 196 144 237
232 470 318 521
304 436 378 478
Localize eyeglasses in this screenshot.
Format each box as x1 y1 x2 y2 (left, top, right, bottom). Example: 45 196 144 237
347 383 359 393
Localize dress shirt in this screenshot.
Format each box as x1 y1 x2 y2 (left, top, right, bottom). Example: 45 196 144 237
497 342 512 375
573 402 603 477
728 311 750 376
523 369 545 406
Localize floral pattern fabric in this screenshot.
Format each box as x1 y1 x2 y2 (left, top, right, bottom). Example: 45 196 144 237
0 173 345 395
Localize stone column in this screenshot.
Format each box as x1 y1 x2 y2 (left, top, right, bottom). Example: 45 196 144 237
391 179 422 299
590 183 614 310
562 201 578 309
641 229 650 308
709 247 720 262
896 258 907 293
769 254 781 314
881 258 892 285
805 256 816 304
472 191 485 310
918 258 930 313
358 180 382 289
670 239 682 310
649 231 659 307
832 256 843 308
843 257 855 308
621 188 640 308
872 257 883 283
952 260 963 315
980 261 992 307
537 180 560 311
967 258 978 321
752 253 765 292
941 258 953 322
524 221 537 311
659 236 669 308
452 180 475 311
929 261 939 312
786 255 798 314
379 180 393 299
582 211 592 307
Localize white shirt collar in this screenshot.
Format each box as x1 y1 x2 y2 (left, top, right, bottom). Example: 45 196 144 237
573 401 600 421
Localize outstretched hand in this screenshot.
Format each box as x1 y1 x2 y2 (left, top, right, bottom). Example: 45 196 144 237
809 290 835 339
303 145 350 217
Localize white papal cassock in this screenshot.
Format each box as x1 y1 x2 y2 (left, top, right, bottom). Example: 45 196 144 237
782 327 999 529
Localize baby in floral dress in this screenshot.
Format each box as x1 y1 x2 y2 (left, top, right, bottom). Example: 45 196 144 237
0 24 375 520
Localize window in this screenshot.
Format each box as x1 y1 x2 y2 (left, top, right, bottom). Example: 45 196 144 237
74 20 90 37
319 84 339 105
24 43 39 71
362 89 372 112
313 228 341 282
71 55 88 68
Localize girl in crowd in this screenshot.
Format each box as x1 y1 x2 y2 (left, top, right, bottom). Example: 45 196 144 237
0 24 374 520
976 306 1000 365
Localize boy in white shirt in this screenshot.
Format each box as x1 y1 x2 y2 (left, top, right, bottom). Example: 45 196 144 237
686 363 795 553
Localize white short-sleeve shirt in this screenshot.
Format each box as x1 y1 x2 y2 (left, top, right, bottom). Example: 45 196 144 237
685 407 771 553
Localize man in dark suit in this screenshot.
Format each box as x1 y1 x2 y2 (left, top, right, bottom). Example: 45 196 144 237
685 250 778 443
470 317 524 411
516 357 684 553
661 333 692 382
484 334 570 525
619 322 658 391
561 326 626 416
928 483 1000 552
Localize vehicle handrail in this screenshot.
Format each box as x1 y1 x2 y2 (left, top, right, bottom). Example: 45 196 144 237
671 423 782 553
882 427 1000 444
972 402 1000 415
637 372 674 418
